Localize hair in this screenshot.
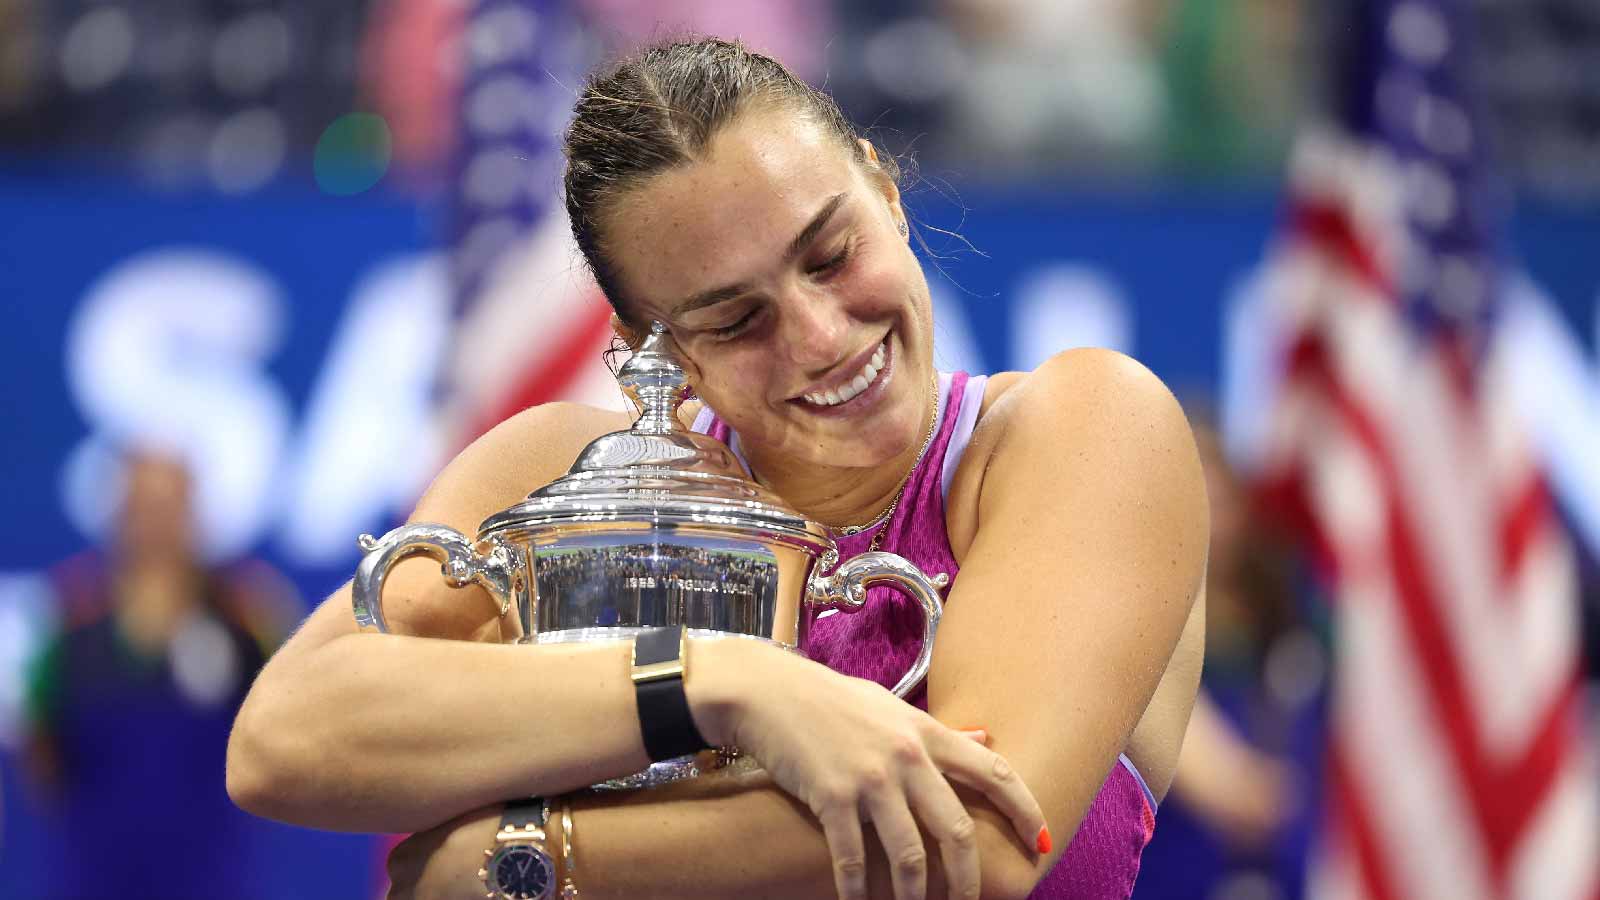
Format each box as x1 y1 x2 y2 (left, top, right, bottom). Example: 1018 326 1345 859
562 37 899 327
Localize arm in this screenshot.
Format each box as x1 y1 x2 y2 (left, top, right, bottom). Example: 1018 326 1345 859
390 766 1006 900
228 399 1044 891
924 349 1207 871
227 402 674 832
388 349 1210 898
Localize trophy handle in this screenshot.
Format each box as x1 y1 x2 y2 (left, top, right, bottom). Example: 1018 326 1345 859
352 524 526 634
805 552 949 699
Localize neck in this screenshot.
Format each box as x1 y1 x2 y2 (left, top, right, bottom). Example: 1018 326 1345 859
741 377 939 530
112 561 202 654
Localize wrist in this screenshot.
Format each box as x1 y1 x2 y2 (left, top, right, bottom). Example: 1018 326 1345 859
683 636 757 747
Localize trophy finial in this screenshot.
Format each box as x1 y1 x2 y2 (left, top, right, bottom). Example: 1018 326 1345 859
617 321 688 434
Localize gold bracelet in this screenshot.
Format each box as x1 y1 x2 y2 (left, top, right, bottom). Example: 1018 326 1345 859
558 797 579 899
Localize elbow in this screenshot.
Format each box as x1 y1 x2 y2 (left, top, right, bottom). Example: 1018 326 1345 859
226 713 273 818
226 700 296 822
226 664 330 825
976 818 1054 900
226 741 270 819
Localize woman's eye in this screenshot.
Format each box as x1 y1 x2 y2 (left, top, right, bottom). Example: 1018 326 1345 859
808 243 851 276
711 309 757 339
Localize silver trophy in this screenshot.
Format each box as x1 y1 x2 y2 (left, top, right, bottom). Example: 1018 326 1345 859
351 323 947 788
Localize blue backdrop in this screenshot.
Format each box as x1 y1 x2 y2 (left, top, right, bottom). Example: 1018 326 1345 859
1 173 1596 898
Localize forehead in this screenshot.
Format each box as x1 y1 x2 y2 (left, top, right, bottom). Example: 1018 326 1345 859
605 111 860 318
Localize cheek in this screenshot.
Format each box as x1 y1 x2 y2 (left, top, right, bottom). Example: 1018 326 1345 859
690 348 778 407
844 248 919 316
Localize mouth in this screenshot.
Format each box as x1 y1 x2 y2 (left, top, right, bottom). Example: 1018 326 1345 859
791 334 892 413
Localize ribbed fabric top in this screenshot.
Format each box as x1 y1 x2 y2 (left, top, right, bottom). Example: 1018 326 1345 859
693 372 1157 898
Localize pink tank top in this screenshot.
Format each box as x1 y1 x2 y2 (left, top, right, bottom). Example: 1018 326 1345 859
693 372 1158 899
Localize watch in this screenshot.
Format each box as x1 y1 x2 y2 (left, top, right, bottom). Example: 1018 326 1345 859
632 625 710 762
479 797 558 900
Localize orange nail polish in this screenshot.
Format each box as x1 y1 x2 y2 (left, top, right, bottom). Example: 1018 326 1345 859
1036 825 1052 855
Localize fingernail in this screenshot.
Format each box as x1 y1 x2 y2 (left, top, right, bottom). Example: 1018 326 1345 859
1036 825 1052 855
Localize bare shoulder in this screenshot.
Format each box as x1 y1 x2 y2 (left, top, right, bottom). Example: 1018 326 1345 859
947 349 1195 557
986 348 1182 438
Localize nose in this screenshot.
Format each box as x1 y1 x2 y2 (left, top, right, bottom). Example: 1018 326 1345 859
775 284 853 377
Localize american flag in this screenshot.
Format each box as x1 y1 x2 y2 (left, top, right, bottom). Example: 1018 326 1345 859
374 2 618 889
1259 1 1599 898
444 0 625 449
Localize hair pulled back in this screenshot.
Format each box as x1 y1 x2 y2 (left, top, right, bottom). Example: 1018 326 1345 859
562 37 895 325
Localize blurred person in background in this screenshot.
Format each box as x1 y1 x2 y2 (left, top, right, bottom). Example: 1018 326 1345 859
1157 0 1307 178
20 448 296 900
938 0 1171 176
1135 421 1328 900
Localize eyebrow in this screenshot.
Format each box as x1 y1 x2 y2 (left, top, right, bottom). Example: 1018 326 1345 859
676 192 850 315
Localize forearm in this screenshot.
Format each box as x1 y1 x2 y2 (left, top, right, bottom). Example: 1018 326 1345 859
229 622 755 835
571 772 1039 900
400 772 1040 900
228 630 653 832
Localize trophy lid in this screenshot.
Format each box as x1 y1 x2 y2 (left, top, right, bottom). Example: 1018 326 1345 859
479 323 832 553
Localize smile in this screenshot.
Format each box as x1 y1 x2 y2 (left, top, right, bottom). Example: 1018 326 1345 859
799 338 888 408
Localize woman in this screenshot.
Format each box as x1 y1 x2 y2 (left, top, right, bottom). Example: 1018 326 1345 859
227 38 1208 900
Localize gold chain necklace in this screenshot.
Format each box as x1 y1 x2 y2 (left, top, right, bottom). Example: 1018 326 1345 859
825 373 941 551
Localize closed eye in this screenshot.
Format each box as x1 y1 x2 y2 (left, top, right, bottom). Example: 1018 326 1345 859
807 242 852 277
710 308 758 339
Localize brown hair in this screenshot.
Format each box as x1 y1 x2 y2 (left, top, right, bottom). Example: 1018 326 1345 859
562 37 898 325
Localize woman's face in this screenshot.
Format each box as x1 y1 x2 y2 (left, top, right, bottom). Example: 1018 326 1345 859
604 108 936 470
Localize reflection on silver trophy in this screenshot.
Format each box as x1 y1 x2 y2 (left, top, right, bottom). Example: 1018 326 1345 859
349 322 948 788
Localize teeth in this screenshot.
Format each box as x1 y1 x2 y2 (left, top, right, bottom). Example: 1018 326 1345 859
802 340 888 407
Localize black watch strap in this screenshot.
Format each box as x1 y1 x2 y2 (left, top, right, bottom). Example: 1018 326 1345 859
632 626 711 762
500 796 548 833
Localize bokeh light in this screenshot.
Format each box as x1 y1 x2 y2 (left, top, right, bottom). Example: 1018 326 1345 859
314 113 393 196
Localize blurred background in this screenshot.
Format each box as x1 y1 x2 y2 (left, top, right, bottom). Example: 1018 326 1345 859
1 0 1597 898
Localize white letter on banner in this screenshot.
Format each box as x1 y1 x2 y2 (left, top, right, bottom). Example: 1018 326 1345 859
60 249 292 561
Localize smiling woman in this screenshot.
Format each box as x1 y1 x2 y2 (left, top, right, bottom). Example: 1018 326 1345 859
225 37 1209 900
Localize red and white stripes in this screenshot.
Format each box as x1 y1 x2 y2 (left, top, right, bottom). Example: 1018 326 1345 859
1265 133 1599 900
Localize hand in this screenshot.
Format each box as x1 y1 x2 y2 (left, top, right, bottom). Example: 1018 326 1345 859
386 806 502 900
691 640 1048 900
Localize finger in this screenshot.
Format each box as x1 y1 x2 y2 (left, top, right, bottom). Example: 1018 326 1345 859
817 803 870 900
958 729 989 745
904 766 981 900
935 737 1049 855
865 788 929 900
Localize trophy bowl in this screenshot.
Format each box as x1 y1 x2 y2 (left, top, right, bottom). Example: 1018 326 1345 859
350 323 947 788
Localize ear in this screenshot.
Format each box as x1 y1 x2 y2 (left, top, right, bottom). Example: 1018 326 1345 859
612 313 704 390
857 137 880 166
610 313 643 350
856 138 907 238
